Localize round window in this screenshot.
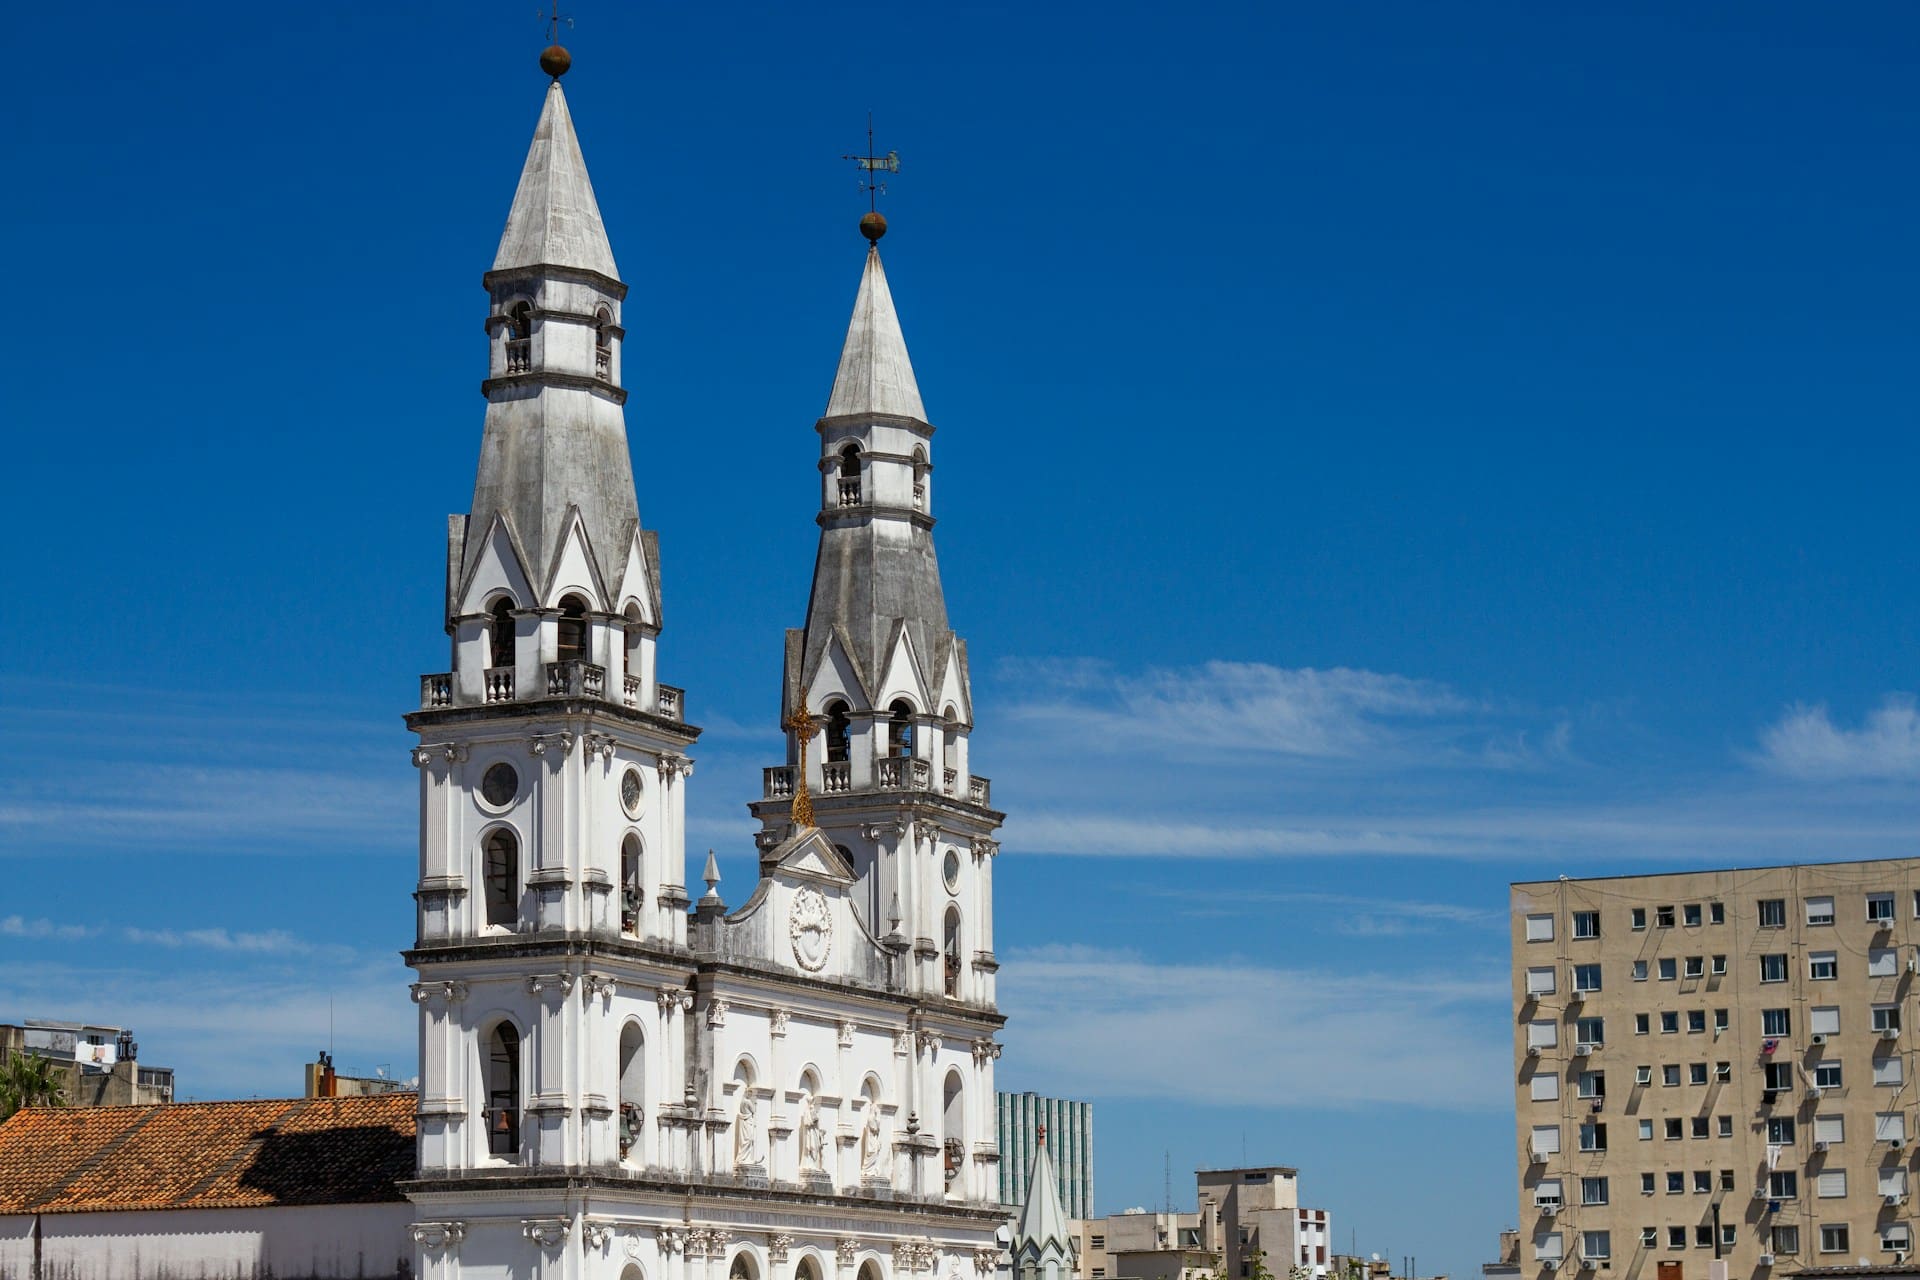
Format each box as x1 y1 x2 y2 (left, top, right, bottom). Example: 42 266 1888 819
620 766 645 817
480 762 518 807
942 848 961 892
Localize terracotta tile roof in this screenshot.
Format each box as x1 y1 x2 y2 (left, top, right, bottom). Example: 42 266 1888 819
0 1092 416 1214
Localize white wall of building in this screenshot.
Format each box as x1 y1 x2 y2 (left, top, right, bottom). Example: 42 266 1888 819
0 1203 413 1280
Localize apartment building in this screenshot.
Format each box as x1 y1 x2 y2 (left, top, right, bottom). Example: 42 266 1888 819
1001 1091 1095 1217
1511 860 1920 1280
1073 1167 1333 1280
0 1021 173 1107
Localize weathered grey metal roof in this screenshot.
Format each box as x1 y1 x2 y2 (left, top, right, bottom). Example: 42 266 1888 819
492 81 618 280
1013 1132 1074 1258
823 246 924 420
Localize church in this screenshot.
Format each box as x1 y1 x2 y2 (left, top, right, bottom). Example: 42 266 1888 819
0 39 1067 1280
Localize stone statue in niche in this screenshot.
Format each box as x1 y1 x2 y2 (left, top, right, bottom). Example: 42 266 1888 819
735 1094 759 1167
800 1096 826 1172
860 1103 884 1176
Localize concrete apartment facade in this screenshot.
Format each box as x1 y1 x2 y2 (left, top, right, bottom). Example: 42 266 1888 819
1512 860 1920 1280
1073 1167 1333 1280
0 1021 173 1107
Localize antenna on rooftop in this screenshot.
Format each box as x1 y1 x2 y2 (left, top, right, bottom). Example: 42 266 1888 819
1164 1150 1172 1213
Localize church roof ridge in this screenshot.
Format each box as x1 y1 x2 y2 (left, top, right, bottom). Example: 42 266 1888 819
492 80 619 281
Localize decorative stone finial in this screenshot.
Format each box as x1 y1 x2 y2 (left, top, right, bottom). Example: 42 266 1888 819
860 211 888 244
540 44 572 78
701 850 721 902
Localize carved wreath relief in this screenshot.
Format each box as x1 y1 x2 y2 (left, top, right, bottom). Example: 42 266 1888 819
789 886 833 971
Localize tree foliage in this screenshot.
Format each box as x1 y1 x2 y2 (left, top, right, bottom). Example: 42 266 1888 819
0 1052 67 1122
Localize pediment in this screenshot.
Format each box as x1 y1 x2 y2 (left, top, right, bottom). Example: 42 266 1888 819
768 827 857 886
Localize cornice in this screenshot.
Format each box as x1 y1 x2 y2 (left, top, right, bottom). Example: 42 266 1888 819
483 262 630 299
481 370 629 405
816 504 935 532
399 1170 1010 1224
816 412 936 438
404 699 700 745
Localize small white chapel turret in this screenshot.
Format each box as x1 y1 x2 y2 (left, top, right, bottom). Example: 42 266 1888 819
1011 1125 1077 1280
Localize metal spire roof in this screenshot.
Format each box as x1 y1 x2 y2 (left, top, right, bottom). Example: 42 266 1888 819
824 245 925 421
492 81 619 281
1014 1130 1075 1258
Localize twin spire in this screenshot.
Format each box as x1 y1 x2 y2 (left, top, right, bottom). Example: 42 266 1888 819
825 246 925 422
493 80 618 281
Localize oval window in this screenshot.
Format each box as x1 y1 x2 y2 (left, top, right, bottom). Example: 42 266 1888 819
943 848 961 892
481 763 518 807
620 767 645 817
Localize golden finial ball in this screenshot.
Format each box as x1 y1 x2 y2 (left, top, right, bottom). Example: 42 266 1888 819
860 211 888 243
540 44 572 78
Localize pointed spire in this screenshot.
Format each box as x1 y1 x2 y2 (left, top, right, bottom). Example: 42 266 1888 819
1014 1125 1074 1258
493 81 619 281
824 246 925 421
701 850 722 903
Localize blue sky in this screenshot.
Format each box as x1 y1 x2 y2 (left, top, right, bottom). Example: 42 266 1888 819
4 1 1919 1273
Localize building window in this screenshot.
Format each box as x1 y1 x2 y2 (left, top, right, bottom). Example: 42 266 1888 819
943 905 962 997
1573 963 1602 992
1874 1056 1904 1086
1656 905 1676 928
888 699 916 758
1719 1225 1736 1248
556 594 589 665
1714 1008 1729 1033
1869 947 1899 977
1715 1062 1731 1082
1718 1115 1733 1137
1631 907 1647 930
1760 954 1788 983
1813 1061 1841 1089
1633 960 1648 981
1663 1064 1681 1087
1573 911 1600 940
1582 1177 1608 1206
1531 1125 1560 1157
1661 1011 1679 1034
1639 1228 1657 1246
1763 1008 1790 1036
1666 1225 1685 1248
1580 1232 1609 1263
1527 967 1557 997
1639 1173 1655 1195
1576 1016 1605 1044
1869 892 1896 923
1710 954 1726 975
486 1023 521 1155
1882 1226 1912 1254
487 597 519 674
505 300 533 372
484 829 518 927
1764 1061 1794 1092
1689 1062 1708 1085
1816 1170 1847 1198
1659 957 1678 981
1819 1225 1849 1254
1759 898 1786 928
1688 1010 1706 1033
1812 1006 1841 1036
1684 956 1705 979
1638 1119 1653 1140
1693 1226 1712 1248
837 443 862 506
1531 1074 1560 1102
1710 902 1725 924
1769 1171 1799 1199
1806 896 1835 926
823 700 852 764
1683 903 1702 927
1579 1122 1607 1152
1768 1118 1797 1144
1665 1118 1684 1140
1874 1004 1902 1034
1691 1116 1709 1138
620 833 642 935
1772 1227 1800 1255
1577 1071 1605 1099
1635 1013 1650 1035
1876 1112 1907 1143
1809 951 1837 981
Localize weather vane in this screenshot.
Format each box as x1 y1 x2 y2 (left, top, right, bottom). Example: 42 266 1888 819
541 1 573 45
842 114 901 214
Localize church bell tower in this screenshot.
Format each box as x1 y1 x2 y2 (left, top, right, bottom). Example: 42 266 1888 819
749 210 1005 1017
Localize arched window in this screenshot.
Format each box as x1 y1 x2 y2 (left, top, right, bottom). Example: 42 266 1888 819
824 701 852 764
594 306 614 381
943 905 962 997
484 829 518 928
888 700 915 758
941 1069 965 1195
796 1258 823 1280
489 598 516 669
486 1023 521 1156
557 594 589 666
858 1262 883 1280
617 1023 644 1162
912 446 929 510
620 834 643 935
942 704 960 782
837 443 861 507
505 301 533 373
730 1253 759 1280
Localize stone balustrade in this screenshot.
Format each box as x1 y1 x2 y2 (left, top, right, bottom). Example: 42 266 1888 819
421 673 452 709
763 767 794 799
821 761 852 793
968 775 990 805
484 666 515 703
546 660 606 699
622 673 641 707
657 684 683 721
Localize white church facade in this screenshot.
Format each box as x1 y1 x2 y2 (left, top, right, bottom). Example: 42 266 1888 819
400 40 1011 1280
0 40 1060 1280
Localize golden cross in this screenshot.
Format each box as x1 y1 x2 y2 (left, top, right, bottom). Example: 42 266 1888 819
784 698 818 827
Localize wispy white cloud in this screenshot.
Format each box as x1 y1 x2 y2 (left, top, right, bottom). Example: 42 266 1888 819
997 944 1510 1112
997 658 1515 763
2 915 360 960
1 914 100 941
1756 696 1920 781
1146 888 1504 933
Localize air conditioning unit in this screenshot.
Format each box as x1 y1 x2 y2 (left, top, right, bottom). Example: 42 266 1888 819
1530 1148 1547 1164
1812 1033 1828 1045
1541 1204 1560 1217
1574 1044 1593 1058
1568 988 1586 1003
1884 1026 1903 1040
1908 953 1918 975
1887 1193 1908 1207
1758 1256 1775 1268
1807 1085 1825 1099
1815 1140 1831 1153
1752 1188 1769 1200
1893 1138 1908 1151
1528 1045 1542 1058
